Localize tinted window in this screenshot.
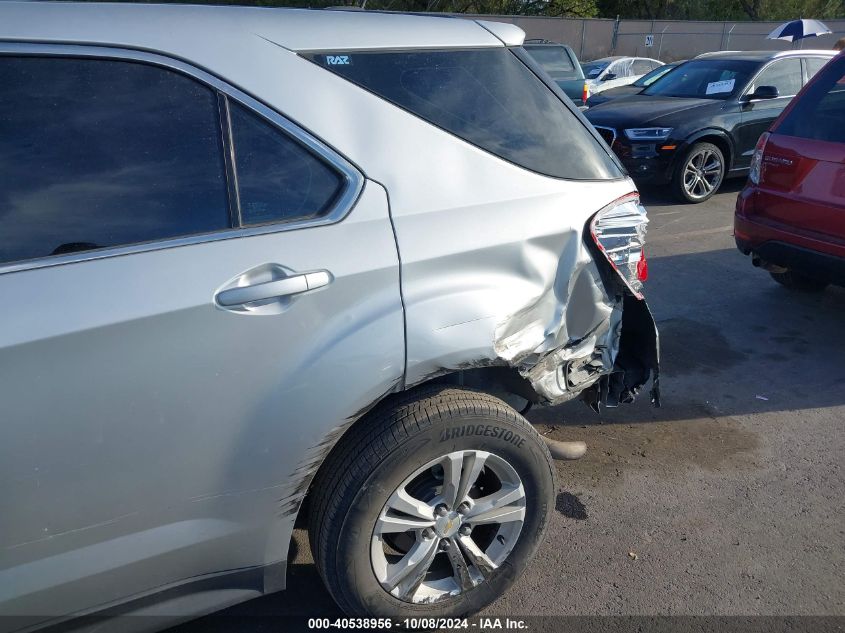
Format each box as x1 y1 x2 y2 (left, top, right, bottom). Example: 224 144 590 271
805 57 830 81
230 102 343 226
0 57 229 265
309 49 622 180
644 59 757 99
751 58 802 97
582 61 611 78
776 55 845 143
524 46 581 81
634 63 676 87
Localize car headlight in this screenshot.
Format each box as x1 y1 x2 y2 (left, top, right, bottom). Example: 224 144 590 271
623 128 673 141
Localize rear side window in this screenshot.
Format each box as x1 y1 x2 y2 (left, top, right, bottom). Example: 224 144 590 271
632 59 653 75
230 102 344 226
776 55 845 144
751 58 802 97
0 56 229 265
308 48 622 180
805 57 830 81
523 46 581 81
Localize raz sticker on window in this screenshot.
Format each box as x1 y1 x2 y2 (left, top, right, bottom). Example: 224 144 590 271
705 78 735 95
326 55 351 66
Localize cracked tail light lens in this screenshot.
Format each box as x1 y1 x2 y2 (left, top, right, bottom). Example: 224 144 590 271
749 132 770 185
589 193 650 299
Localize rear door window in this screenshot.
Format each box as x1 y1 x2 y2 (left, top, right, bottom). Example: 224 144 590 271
229 102 344 226
776 56 845 143
0 56 229 265
751 58 803 97
523 46 581 81
308 48 622 180
804 57 830 82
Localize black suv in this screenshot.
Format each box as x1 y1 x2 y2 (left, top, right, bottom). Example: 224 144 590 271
585 51 834 202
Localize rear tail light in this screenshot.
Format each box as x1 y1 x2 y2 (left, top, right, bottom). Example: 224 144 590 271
749 132 770 185
583 82 590 104
589 193 650 299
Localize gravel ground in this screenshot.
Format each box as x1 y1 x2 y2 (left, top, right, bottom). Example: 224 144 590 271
173 179 845 631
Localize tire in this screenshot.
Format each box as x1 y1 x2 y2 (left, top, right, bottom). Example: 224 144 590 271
308 385 555 619
770 270 828 292
672 142 725 203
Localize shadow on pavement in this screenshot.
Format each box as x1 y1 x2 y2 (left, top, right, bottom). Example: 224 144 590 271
638 177 746 207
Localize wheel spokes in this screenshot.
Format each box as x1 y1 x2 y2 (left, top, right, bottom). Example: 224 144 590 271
457 534 498 578
386 487 435 521
444 538 475 591
375 513 434 534
440 450 489 509
440 452 463 509
371 450 526 604
464 483 525 525
382 535 439 599
684 150 722 198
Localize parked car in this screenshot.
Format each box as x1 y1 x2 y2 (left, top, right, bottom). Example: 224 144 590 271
735 52 845 291
585 61 683 108
581 56 664 95
0 2 660 629
585 50 836 203
524 39 589 107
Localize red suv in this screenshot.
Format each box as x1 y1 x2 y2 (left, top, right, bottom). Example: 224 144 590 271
735 52 845 291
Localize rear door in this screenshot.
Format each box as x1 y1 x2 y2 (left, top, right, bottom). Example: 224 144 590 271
758 55 845 245
0 51 402 623
736 57 803 168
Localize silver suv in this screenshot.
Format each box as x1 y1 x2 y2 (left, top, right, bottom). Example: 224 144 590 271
0 3 659 629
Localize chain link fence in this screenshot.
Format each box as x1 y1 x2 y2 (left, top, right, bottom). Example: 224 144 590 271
459 14 845 62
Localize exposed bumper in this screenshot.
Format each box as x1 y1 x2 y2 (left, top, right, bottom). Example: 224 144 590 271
612 141 677 186
735 189 845 285
502 289 660 411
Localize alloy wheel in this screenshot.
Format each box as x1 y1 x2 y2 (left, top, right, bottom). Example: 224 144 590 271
682 147 723 200
370 450 526 604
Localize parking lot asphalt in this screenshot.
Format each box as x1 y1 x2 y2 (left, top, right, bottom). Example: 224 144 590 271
173 178 845 630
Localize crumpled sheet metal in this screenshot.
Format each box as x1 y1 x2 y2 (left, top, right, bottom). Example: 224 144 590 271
491 232 624 405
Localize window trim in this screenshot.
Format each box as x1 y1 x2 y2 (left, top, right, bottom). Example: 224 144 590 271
742 57 804 101
0 43 365 277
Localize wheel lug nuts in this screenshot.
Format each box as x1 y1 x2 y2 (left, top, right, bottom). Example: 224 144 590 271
422 527 435 540
457 502 470 514
435 504 448 517
459 525 472 536
439 539 450 550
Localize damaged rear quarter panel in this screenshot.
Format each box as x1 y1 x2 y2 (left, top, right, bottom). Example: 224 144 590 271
392 177 640 405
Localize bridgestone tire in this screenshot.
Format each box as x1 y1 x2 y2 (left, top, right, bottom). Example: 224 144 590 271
307 385 555 619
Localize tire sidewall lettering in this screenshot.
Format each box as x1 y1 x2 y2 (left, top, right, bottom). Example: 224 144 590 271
440 424 526 448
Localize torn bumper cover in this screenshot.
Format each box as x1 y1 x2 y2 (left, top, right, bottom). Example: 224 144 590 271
496 193 660 410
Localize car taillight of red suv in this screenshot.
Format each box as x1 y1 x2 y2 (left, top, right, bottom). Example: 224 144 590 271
735 52 845 292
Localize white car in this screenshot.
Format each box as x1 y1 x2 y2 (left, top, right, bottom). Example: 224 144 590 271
583 56 664 95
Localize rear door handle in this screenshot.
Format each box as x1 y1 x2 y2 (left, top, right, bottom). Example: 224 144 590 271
216 271 331 307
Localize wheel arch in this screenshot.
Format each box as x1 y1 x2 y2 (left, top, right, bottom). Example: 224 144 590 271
685 129 735 171
293 366 535 527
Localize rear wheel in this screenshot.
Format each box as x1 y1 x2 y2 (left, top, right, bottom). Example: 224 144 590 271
672 142 725 203
769 270 828 292
308 386 555 618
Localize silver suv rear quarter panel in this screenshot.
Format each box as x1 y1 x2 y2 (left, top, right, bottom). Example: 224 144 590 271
2 3 644 402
